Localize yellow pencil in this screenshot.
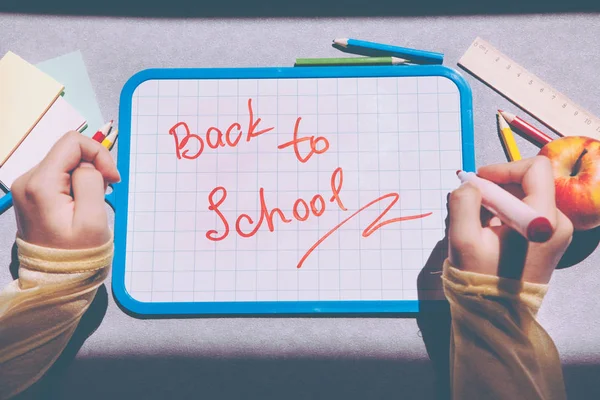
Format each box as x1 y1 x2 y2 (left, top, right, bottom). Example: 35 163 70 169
497 113 521 161
102 129 118 150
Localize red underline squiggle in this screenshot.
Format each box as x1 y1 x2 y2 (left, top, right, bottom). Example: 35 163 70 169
296 193 431 269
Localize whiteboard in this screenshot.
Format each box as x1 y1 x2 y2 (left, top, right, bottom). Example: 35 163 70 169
113 66 475 316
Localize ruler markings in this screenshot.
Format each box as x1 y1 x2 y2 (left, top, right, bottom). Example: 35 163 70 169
458 37 600 140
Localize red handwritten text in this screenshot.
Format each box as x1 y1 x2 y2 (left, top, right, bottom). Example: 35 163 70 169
278 117 330 163
169 100 433 269
169 98 273 160
205 167 431 268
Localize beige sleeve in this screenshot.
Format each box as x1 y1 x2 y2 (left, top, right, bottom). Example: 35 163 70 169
441 260 566 400
0 237 113 400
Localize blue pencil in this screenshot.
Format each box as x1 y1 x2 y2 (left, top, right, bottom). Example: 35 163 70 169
333 38 443 65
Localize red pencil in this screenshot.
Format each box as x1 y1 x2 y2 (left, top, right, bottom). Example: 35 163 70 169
92 120 113 143
498 110 552 146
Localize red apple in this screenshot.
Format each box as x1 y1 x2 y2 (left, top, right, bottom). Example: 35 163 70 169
539 136 600 231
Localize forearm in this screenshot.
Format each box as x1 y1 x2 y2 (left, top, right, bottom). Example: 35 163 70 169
0 237 113 400
442 260 566 400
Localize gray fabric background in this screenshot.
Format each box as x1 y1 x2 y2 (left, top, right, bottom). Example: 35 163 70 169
1 8 600 399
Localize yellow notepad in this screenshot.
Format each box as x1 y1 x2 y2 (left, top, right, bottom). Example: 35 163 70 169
0 51 64 166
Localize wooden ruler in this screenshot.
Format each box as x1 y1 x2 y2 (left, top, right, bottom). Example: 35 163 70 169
458 37 600 140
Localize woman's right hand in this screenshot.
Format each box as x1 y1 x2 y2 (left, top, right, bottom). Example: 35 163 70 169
447 156 573 284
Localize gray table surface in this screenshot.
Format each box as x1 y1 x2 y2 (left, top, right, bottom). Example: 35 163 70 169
2 10 600 400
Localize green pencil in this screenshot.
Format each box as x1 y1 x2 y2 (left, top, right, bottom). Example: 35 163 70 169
295 56 407 66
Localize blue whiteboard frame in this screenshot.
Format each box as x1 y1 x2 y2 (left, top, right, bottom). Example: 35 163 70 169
113 65 475 316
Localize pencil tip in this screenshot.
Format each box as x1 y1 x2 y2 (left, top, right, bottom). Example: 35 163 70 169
391 56 407 64
333 38 348 47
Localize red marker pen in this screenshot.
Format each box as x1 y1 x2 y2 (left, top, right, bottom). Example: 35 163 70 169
457 171 553 242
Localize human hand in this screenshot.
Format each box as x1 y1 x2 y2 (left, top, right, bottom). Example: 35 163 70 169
11 131 121 249
447 156 573 284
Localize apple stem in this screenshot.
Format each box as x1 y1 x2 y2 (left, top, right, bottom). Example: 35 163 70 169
571 148 589 177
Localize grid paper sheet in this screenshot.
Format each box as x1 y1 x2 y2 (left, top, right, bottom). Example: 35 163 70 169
124 76 462 304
